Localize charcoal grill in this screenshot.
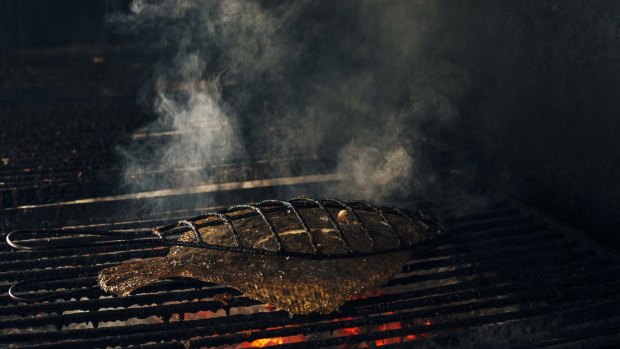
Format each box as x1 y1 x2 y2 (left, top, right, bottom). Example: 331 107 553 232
2 190 620 348
2 47 620 349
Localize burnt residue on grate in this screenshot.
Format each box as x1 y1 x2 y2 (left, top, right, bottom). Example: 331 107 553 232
1 200 620 348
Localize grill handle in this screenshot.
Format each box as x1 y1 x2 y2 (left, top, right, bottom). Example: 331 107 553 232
6 228 162 250
9 277 100 303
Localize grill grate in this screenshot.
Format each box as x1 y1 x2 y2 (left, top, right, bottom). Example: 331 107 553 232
2 199 620 348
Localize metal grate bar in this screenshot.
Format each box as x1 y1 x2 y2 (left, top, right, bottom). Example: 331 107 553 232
8 279 620 349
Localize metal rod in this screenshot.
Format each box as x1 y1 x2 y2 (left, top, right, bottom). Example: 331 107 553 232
290 196 352 253
349 200 405 247
225 204 284 252
256 199 318 253
319 198 378 250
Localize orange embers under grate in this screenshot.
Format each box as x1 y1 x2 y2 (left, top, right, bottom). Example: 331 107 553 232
333 290 429 347
180 290 430 348
182 304 309 348
333 313 430 348
239 333 307 348
373 317 432 346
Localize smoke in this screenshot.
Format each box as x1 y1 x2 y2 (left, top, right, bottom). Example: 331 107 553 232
115 0 471 206
116 0 301 196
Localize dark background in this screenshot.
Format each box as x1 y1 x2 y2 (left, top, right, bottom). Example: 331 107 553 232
1 0 619 250
0 0 106 50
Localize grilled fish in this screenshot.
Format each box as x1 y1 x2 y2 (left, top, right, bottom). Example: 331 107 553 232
99 200 443 315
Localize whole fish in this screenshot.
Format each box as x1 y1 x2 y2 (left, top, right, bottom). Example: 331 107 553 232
99 199 443 315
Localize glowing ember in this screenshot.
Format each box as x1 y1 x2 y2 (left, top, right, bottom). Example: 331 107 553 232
341 327 362 336
183 310 217 321
162 281 429 347
238 334 306 348
373 315 430 346
247 338 284 347
376 321 404 346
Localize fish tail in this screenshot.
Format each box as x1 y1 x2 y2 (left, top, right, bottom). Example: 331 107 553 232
98 257 171 297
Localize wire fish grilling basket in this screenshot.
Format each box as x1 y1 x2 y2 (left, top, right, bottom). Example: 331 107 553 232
6 196 446 303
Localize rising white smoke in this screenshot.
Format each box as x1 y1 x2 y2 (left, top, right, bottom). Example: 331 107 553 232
118 0 298 194
116 0 471 205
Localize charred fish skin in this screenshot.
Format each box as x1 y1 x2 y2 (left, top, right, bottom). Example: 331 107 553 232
99 244 412 315
98 199 443 315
